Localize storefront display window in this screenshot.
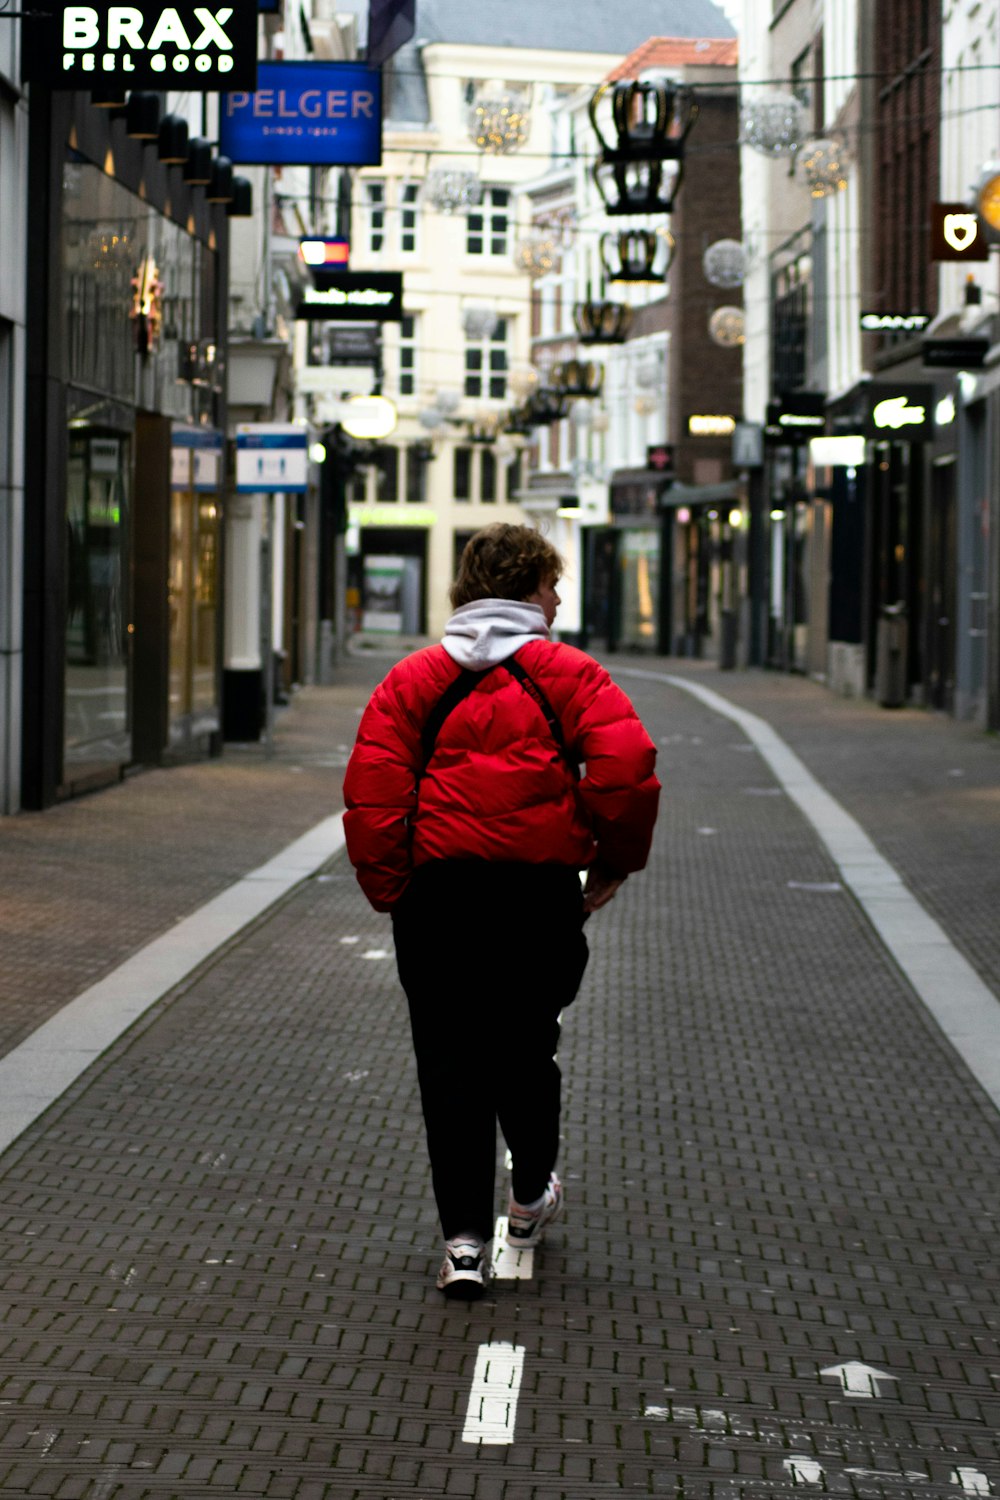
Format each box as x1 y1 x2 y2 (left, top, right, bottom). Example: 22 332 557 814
620 529 660 649
64 426 132 775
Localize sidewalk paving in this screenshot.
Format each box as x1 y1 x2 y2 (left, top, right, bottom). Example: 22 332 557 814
1 652 999 1498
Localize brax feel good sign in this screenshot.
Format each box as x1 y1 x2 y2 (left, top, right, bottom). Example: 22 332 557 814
22 4 259 90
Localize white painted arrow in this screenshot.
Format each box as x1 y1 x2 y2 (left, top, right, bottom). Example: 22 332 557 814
952 1469 993 1495
820 1362 897 1397
784 1457 826 1486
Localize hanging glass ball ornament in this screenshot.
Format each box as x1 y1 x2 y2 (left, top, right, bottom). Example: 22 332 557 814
740 92 808 158
468 85 531 155
508 364 541 401
462 305 499 340
514 231 558 278
799 137 848 198
418 408 446 431
702 238 747 289
434 389 462 415
422 169 484 214
634 394 658 418
708 306 746 347
570 398 595 429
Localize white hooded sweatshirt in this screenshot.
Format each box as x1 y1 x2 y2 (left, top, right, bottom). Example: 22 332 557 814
441 598 550 672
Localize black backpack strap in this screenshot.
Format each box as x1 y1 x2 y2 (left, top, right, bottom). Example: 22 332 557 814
504 656 578 775
419 652 578 779
419 667 482 769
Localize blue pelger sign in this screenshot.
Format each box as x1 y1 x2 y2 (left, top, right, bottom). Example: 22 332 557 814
221 61 382 167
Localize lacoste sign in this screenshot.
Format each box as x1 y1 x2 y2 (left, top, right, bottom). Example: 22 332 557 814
864 385 934 439
22 4 259 90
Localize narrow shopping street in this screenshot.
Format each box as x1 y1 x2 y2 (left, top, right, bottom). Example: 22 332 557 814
2 651 999 1499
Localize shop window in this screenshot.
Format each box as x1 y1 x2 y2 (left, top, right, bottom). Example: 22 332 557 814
465 317 509 400
454 446 472 501
467 188 510 257
64 427 132 771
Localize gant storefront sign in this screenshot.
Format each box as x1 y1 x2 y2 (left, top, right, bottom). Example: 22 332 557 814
22 4 259 90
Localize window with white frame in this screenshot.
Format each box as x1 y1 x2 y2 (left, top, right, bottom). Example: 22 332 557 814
466 188 510 257
399 314 417 397
465 317 509 400
400 182 420 256
364 180 385 254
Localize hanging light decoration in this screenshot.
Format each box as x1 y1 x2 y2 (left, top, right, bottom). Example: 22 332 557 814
589 77 698 216
514 230 558 278
468 83 531 155
508 365 541 402
434 389 462 415
591 407 610 435
422 168 484 214
708 306 746 347
570 399 595 429
740 92 808 158
799 137 848 198
635 352 663 390
461 305 499 340
573 298 632 345
550 359 604 400
600 228 675 284
634 394 658 418
702 238 747 289
418 407 447 431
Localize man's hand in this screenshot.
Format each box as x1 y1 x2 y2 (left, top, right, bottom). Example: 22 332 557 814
582 864 625 914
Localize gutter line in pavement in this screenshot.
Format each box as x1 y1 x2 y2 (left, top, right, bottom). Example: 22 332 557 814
618 669 1000 1115
0 813 348 1159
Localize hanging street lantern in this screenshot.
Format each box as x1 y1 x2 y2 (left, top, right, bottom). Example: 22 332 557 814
703 238 747 288
573 298 632 344
600 229 675 284
589 76 698 215
550 359 604 400
422 169 484 214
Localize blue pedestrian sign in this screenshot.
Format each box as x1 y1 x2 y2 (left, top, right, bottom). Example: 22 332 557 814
236 425 309 493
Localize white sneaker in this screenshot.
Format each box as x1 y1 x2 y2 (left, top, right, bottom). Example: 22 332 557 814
436 1238 490 1299
506 1174 563 1249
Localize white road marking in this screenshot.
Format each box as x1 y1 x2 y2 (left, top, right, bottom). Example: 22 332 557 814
787 880 843 892
361 948 389 960
0 813 348 1159
462 1341 525 1445
784 1457 826 1485
618 669 1000 1114
491 1216 534 1280
953 1470 993 1495
820 1361 897 1397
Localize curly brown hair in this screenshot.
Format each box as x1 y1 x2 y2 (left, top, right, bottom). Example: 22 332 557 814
450 524 564 608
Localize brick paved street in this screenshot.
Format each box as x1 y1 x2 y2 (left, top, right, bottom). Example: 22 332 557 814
2 652 1000 1498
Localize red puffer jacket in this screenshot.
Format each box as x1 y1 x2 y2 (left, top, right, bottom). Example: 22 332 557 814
343 640 660 912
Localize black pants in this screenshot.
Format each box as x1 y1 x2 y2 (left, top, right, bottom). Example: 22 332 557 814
391 861 589 1244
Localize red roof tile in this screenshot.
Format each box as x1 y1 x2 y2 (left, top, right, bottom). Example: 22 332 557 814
606 36 739 80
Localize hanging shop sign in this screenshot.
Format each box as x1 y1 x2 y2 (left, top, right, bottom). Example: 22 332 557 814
922 337 990 370
646 444 675 477
220 62 382 167
687 414 736 437
296 272 403 323
172 427 224 491
732 421 764 468
865 386 934 439
327 324 380 365
860 311 932 334
236 423 309 493
22 4 259 90
300 238 350 269
765 392 827 443
929 203 990 262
